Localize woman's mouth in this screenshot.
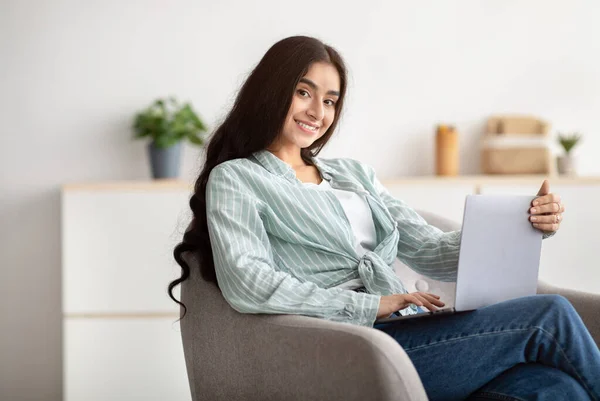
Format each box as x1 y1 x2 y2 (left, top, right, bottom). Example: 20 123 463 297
295 120 319 134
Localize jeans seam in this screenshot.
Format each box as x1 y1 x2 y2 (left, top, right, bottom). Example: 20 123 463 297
402 327 536 352
473 390 527 401
403 327 596 401
534 325 597 401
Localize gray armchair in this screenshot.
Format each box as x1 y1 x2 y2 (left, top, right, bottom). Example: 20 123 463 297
180 211 600 401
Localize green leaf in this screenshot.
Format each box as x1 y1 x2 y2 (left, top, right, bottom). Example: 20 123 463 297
154 135 173 149
557 132 582 154
132 96 208 146
188 133 204 146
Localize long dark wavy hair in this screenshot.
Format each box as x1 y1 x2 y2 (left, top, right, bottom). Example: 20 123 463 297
168 36 348 317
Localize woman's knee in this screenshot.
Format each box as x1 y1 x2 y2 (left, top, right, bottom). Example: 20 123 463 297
535 294 575 314
504 294 574 319
527 294 584 336
500 294 579 332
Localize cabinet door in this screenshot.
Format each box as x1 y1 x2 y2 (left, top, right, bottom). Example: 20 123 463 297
64 318 191 401
62 190 190 313
381 181 473 224
479 183 600 294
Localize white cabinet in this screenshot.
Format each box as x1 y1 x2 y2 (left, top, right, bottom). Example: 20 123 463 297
61 177 599 400
62 183 192 401
64 319 190 401
62 190 190 313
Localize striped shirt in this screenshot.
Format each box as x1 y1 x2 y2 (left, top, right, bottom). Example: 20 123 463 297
206 149 467 327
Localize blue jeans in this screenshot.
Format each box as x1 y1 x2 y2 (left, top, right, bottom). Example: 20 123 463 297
374 294 600 401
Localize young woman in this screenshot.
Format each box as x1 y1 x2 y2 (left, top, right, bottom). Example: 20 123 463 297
169 36 599 400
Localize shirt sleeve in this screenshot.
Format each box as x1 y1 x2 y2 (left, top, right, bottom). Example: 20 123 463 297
206 164 381 327
369 169 460 282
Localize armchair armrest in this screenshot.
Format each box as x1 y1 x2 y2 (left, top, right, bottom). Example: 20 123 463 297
258 314 428 401
183 308 428 401
537 280 600 347
180 260 428 401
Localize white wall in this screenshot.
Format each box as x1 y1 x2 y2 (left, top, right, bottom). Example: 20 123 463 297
1 0 599 399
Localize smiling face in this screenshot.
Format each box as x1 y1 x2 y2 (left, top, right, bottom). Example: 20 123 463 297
273 62 341 153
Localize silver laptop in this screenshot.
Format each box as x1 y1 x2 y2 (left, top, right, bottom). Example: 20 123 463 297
375 194 543 324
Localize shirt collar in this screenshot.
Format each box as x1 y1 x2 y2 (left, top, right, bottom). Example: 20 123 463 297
252 149 333 182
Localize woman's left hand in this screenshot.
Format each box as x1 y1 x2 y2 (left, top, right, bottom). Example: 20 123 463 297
529 179 565 234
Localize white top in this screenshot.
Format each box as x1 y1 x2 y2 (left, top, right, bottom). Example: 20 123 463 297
303 179 377 289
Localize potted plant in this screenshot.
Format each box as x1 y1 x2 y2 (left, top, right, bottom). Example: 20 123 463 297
133 97 208 179
556 132 582 176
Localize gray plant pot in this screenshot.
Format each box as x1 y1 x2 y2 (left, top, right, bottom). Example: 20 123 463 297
147 141 182 179
556 155 576 176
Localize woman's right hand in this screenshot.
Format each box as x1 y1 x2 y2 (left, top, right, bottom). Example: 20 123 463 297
376 292 445 319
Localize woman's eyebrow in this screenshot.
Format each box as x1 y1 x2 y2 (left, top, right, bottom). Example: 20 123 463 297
299 78 340 97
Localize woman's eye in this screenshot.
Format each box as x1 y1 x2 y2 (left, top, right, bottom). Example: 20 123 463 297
324 99 336 106
297 89 309 97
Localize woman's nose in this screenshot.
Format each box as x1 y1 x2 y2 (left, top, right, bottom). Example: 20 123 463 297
307 100 324 121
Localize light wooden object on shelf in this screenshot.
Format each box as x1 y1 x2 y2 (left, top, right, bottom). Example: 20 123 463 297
481 115 555 175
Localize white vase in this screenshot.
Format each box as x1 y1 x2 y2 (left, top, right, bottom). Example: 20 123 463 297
556 155 576 176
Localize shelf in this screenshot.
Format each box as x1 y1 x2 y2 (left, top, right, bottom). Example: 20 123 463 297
62 179 192 191
381 175 600 185
61 174 600 192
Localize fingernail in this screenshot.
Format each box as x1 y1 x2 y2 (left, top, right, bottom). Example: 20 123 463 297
530 217 537 222
533 223 539 227
533 200 539 206
531 208 537 213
